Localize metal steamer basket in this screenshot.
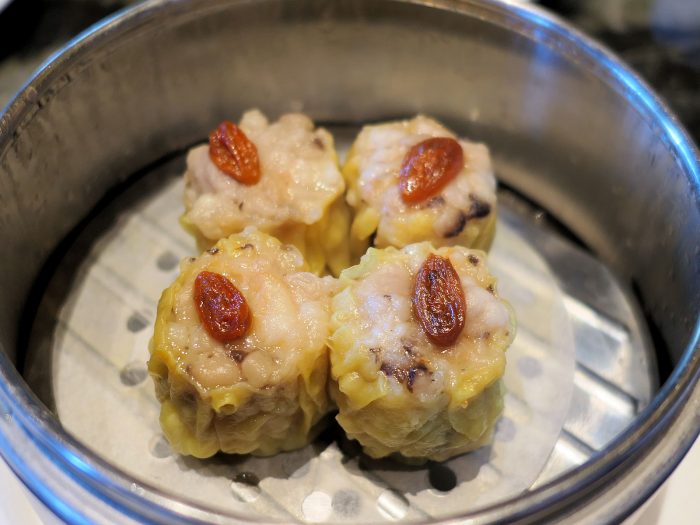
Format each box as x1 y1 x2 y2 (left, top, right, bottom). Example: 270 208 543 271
0 0 699 523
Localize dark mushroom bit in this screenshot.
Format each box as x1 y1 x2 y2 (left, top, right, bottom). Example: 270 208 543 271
441 196 493 239
375 341 433 393
380 360 430 393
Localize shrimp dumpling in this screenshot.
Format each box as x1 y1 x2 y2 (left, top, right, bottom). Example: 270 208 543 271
183 109 350 276
148 228 337 458
343 115 497 260
329 242 514 461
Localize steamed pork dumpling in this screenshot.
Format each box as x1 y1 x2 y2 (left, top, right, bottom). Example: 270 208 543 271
148 228 337 458
183 109 350 275
329 242 514 461
343 115 497 258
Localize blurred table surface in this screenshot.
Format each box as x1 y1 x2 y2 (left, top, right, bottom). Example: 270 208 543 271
0 1 698 524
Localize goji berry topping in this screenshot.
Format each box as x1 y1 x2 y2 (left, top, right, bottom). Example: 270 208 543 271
412 254 466 346
194 271 251 343
399 137 464 204
209 121 261 185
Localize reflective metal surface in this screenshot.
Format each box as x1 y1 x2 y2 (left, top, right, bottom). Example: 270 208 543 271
0 0 699 523
18 131 656 521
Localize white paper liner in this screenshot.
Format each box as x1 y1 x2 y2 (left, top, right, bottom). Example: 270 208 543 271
26 171 576 522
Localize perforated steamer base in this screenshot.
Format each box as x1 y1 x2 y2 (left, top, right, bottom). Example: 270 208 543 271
22 129 656 523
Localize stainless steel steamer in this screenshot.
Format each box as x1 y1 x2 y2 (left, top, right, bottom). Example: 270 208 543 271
0 0 698 523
